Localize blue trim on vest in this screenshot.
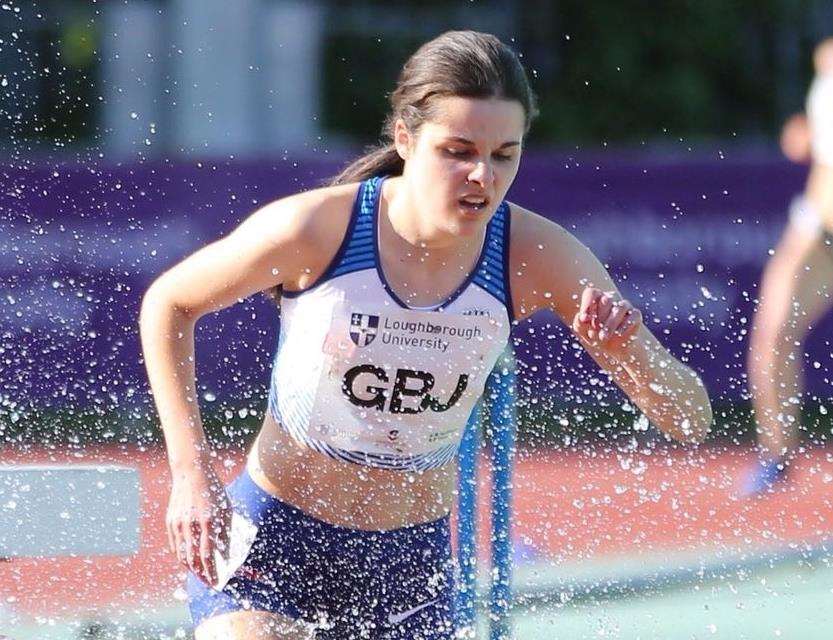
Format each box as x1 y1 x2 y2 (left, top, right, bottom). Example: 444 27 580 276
280 177 513 318
326 176 380 280
471 201 512 316
372 179 512 313
501 203 515 321
281 180 369 299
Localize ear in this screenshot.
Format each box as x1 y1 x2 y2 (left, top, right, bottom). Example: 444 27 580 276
393 118 412 161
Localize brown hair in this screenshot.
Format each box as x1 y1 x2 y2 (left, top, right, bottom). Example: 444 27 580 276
331 30 538 185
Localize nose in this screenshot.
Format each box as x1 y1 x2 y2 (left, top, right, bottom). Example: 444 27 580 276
466 159 493 188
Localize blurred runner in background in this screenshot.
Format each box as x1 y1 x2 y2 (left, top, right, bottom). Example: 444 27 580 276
746 38 833 494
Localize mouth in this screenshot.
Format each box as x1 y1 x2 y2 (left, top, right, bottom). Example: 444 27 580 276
457 194 490 213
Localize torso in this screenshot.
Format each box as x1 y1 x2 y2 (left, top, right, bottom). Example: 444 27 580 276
247 176 516 530
247 415 455 529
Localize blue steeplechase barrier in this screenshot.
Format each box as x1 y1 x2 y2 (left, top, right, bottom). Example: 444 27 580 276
456 348 517 639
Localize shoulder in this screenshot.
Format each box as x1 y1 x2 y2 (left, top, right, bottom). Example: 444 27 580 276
506 202 611 321
238 181 361 249
227 181 363 291
507 202 595 267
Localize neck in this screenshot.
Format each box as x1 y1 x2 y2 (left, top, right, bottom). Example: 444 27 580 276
382 177 483 265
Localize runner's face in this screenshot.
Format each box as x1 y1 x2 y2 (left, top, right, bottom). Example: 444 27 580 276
399 96 525 236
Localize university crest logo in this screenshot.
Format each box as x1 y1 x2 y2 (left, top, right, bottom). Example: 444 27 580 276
349 313 379 347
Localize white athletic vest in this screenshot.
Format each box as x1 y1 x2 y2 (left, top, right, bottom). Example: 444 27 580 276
808 73 833 166
267 176 513 470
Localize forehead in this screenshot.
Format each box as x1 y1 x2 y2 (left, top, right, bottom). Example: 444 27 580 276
422 96 525 143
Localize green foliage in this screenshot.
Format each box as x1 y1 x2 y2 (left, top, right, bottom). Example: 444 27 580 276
322 0 820 146
527 1 781 144
322 34 424 139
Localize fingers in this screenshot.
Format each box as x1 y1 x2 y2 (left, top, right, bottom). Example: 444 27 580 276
177 516 214 584
167 508 225 585
600 298 633 340
599 301 625 339
575 287 614 337
199 516 217 585
615 307 642 341
218 507 232 552
577 286 598 325
187 518 205 580
166 472 234 585
595 294 615 334
167 511 187 568
573 287 642 349
166 515 177 560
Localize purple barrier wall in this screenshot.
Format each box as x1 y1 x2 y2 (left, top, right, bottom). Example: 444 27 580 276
0 153 826 423
510 154 828 407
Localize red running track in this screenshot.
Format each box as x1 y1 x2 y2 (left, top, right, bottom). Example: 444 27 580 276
1 444 830 618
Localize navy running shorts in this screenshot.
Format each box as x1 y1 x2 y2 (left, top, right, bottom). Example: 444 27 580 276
187 469 457 639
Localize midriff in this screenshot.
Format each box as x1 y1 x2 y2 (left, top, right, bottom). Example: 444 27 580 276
245 413 456 530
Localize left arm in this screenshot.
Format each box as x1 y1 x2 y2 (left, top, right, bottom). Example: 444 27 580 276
576 310 712 443
510 206 712 443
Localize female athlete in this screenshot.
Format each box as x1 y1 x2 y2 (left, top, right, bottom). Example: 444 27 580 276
745 38 833 494
140 30 712 640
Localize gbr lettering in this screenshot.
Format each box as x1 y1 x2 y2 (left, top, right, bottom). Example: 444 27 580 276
342 364 469 414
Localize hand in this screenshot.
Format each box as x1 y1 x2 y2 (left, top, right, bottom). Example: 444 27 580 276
571 287 642 357
166 463 232 585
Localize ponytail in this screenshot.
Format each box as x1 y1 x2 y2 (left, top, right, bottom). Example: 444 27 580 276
329 143 404 186
269 143 403 305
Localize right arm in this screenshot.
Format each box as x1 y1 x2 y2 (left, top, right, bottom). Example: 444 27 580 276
139 186 351 584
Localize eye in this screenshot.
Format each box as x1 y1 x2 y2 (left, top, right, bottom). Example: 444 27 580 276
443 147 471 158
493 153 514 162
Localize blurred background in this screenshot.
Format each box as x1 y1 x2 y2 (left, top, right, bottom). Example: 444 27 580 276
1 1 832 639
2 0 832 155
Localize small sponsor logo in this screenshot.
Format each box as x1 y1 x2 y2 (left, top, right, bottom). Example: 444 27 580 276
350 313 380 347
428 429 456 443
388 598 440 625
235 565 263 582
